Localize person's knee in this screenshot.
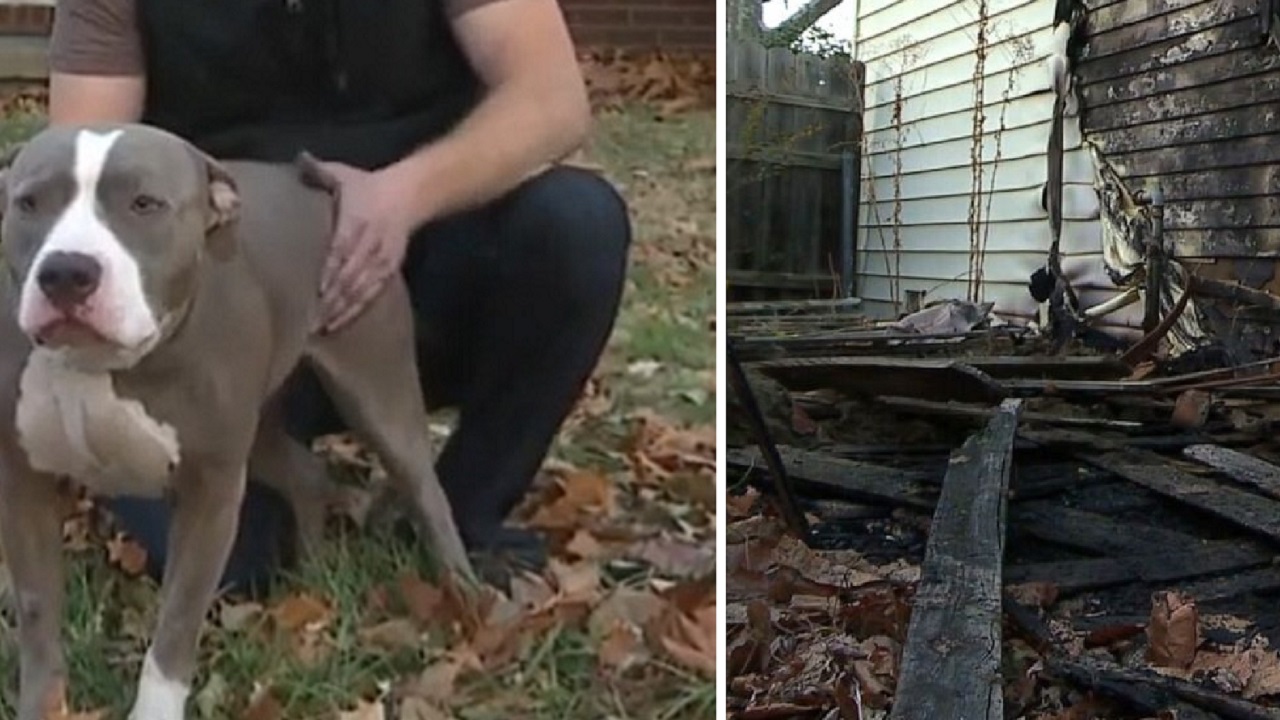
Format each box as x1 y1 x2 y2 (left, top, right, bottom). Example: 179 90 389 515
502 167 631 290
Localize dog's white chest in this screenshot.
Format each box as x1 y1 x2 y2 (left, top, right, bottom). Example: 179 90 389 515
14 350 180 497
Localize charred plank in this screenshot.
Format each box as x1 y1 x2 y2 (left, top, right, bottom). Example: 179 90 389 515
1183 444 1280 499
1048 653 1280 720
888 399 1022 720
1005 543 1272 593
726 446 937 510
1011 503 1203 556
748 356 1007 404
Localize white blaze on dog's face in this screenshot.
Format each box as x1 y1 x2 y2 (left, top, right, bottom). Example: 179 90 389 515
0 124 239 369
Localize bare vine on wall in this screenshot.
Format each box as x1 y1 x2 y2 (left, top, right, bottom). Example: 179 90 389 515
965 0 990 303
975 31 1036 301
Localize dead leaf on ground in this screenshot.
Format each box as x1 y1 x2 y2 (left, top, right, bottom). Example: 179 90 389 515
525 470 616 530
646 576 715 677
105 533 148 576
339 698 387 720
398 697 456 720
397 573 445 626
267 592 336 665
359 618 423 653
242 685 285 720
623 533 716 578
626 411 715 485
405 648 483 707
597 620 648 672
1147 590 1199 670
726 487 759 520
561 527 611 561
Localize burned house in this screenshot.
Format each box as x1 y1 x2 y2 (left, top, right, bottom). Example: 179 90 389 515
855 0 1280 360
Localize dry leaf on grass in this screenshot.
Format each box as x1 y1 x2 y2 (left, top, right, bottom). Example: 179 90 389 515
1147 590 1199 670
597 620 648 672
525 470 616 530
398 697 456 720
626 411 715 485
646 576 715 677
339 699 387 720
562 528 609 560
404 648 482 708
268 592 335 665
105 533 149 576
623 533 716 578
242 685 285 720
359 618 423 653
397 573 444 626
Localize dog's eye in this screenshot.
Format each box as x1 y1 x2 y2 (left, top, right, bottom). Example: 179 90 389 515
13 194 36 213
131 194 166 215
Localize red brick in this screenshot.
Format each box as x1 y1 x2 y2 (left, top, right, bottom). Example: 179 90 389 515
632 6 716 26
566 6 631 26
657 26 714 49
0 5 53 36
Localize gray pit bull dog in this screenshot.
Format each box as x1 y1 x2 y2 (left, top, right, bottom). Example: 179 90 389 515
0 123 476 720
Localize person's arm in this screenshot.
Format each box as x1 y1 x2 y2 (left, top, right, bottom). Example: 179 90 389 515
46 0 146 125
380 0 591 229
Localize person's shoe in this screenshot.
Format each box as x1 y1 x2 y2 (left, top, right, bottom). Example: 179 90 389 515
468 526 548 591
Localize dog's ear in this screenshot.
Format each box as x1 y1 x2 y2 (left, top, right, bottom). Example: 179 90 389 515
189 147 240 261
0 142 25 216
203 154 240 231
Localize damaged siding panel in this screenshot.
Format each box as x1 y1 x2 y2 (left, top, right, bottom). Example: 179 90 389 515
1078 0 1280 259
856 0 1109 326
859 0 1040 65
865 152 1096 201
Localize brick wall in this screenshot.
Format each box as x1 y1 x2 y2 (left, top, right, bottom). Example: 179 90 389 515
561 0 714 52
0 1 715 57
0 3 53 36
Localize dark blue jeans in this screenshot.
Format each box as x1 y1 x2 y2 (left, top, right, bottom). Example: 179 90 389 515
107 166 631 595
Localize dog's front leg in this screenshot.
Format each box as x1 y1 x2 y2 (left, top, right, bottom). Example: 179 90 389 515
0 453 67 720
129 459 247 720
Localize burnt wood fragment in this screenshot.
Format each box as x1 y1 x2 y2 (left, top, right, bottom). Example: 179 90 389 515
726 446 936 510
1048 653 1280 720
1183 444 1280 499
888 399 1022 720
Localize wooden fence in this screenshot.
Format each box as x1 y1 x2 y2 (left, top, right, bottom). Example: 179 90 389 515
726 38 864 300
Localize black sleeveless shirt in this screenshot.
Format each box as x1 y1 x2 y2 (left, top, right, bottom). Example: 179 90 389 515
135 0 482 170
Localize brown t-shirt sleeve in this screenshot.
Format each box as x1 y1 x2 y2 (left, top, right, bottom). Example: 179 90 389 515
47 0 145 77
444 0 510 21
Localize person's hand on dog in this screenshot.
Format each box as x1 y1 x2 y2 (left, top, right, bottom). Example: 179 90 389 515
317 161 418 333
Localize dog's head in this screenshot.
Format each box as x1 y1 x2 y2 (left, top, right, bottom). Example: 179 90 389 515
0 124 239 368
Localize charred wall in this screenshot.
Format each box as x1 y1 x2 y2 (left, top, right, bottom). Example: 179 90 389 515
1076 0 1280 357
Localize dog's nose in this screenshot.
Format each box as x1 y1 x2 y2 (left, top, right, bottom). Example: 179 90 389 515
37 251 103 308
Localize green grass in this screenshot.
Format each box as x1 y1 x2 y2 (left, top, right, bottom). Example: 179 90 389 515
0 105 716 719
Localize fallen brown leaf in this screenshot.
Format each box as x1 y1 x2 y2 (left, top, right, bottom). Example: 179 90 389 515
525 470 616 530
624 533 716 578
105 533 148 577
597 619 647 672
398 698 455 720
647 577 716 677
242 685 285 720
359 618 422 653
1147 590 1199 670
339 699 386 720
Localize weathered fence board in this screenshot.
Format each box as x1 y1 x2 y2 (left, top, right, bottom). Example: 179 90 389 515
727 39 865 300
